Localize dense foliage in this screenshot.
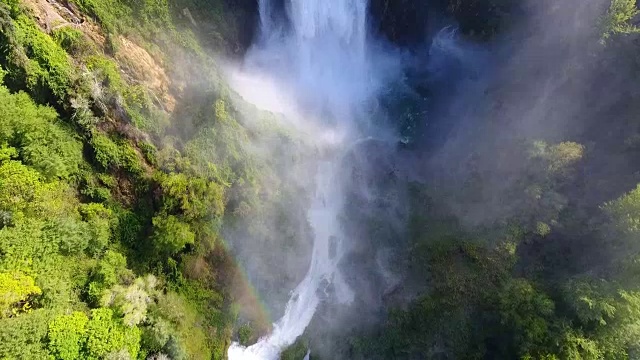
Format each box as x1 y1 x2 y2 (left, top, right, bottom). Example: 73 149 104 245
0 0 277 358
2 0 640 359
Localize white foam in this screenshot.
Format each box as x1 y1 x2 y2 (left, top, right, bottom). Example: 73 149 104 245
228 1 391 358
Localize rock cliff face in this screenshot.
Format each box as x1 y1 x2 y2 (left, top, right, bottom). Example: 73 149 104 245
369 0 431 46
222 0 259 52
368 0 516 45
229 0 516 53
230 0 432 47
436 0 516 39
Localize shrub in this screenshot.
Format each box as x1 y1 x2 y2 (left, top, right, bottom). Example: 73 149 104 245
87 251 133 305
0 272 42 318
89 132 144 175
601 0 640 40
604 184 640 235
0 160 41 216
0 219 49 273
158 172 225 221
120 142 144 176
155 291 209 360
79 203 113 255
84 308 141 360
85 55 125 95
52 26 91 56
0 309 51 358
90 132 121 170
237 323 253 346
529 141 584 177
102 275 157 327
0 85 83 180
47 311 89 360
152 214 195 255
498 279 555 353
114 209 143 246
139 141 158 166
42 217 91 255
141 317 172 353
14 15 74 104
80 173 113 203
280 338 308 360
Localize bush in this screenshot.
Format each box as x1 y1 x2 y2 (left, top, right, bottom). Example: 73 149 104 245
280 338 308 360
0 219 49 273
0 160 41 217
498 279 556 356
0 309 51 358
47 311 89 360
141 317 172 353
529 141 584 177
0 85 84 180
43 217 91 255
139 141 158 166
603 183 640 241
84 308 141 360
119 142 144 176
601 0 640 40
101 275 157 327
0 271 42 318
152 214 195 255
79 203 113 255
114 209 143 246
90 132 122 170
85 55 125 95
69 0 133 35
237 322 253 346
158 172 225 221
87 251 133 305
155 291 210 360
89 132 144 175
14 15 75 104
80 173 113 203
52 26 91 56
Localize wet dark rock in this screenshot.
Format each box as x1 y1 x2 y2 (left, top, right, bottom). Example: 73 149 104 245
329 236 338 260
433 0 517 39
316 277 332 301
369 0 518 46
222 0 518 55
369 0 431 46
221 0 260 53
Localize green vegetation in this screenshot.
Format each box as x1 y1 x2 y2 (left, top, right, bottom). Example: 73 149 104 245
339 135 640 359
0 0 268 358
0 272 41 318
2 0 640 359
52 27 92 56
601 0 640 40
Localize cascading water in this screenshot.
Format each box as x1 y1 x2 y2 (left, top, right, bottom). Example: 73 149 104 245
229 155 352 360
248 0 374 124
228 1 395 358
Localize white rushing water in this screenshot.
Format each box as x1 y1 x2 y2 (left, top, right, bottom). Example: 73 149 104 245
228 157 353 360
228 1 387 358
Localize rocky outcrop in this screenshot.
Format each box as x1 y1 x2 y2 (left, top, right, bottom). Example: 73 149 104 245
369 0 431 46
221 0 516 55
369 0 517 45
435 0 516 39
222 0 259 53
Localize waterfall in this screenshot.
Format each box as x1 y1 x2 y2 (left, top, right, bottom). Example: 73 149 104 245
228 1 385 358
228 158 353 359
